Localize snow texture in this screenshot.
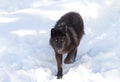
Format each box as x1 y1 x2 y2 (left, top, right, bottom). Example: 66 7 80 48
0 0 120 82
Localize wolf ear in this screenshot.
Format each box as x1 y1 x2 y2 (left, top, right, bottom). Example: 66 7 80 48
61 26 67 36
51 28 56 37
64 25 67 33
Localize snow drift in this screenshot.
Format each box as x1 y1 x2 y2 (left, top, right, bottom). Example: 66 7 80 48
0 0 120 82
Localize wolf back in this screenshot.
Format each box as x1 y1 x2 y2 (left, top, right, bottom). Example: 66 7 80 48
55 12 84 50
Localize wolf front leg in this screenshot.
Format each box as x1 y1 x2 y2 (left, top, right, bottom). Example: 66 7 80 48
64 48 77 64
55 52 63 79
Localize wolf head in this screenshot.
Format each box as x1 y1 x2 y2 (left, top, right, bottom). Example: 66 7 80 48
50 27 67 54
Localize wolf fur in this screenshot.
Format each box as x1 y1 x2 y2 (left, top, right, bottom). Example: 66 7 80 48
50 12 84 79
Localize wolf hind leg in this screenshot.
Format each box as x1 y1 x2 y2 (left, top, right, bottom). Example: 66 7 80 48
64 48 77 64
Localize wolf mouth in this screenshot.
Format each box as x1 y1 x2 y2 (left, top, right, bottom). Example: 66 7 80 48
57 49 63 54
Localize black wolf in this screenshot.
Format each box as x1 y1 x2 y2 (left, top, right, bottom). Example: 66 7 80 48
50 12 84 79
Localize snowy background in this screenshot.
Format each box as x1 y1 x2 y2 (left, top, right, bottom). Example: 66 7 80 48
0 0 120 82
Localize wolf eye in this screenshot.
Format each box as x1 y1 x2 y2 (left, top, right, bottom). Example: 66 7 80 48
61 39 64 42
55 39 58 42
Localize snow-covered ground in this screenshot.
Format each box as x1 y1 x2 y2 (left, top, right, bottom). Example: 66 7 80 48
0 0 120 82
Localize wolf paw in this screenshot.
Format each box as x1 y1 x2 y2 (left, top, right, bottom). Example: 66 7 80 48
64 58 75 64
57 72 63 79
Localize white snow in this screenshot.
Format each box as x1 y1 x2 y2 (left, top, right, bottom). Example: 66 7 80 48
0 0 120 82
